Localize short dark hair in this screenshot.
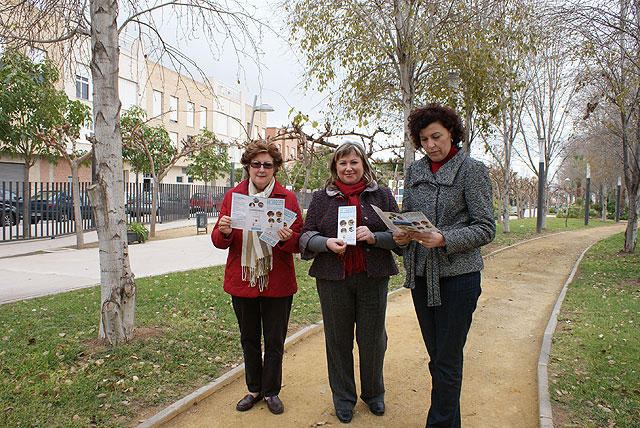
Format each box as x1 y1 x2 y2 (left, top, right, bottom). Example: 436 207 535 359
407 103 465 150
240 139 283 174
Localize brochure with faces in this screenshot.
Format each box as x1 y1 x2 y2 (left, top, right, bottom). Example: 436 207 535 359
259 208 298 247
371 205 438 233
338 206 357 245
230 193 286 232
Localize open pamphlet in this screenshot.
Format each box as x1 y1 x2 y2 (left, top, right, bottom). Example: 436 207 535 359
230 193 286 233
371 205 438 233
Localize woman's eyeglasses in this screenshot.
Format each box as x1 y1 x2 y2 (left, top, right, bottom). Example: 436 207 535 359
250 161 274 170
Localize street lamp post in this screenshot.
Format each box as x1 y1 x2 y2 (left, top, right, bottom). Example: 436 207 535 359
615 176 621 222
248 95 274 140
233 95 274 184
536 137 545 233
584 163 591 226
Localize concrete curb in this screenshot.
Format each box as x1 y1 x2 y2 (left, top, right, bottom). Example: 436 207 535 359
136 287 408 428
537 242 595 428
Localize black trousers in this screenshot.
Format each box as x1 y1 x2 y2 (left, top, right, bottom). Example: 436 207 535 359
411 272 481 428
231 295 293 397
316 272 388 411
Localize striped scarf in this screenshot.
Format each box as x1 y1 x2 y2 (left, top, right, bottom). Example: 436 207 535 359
241 178 276 291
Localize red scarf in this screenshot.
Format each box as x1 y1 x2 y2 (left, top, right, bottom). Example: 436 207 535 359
335 179 368 276
430 147 459 173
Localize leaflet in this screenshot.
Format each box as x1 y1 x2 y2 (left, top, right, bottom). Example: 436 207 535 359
259 208 298 247
371 205 438 233
230 193 286 232
337 206 357 245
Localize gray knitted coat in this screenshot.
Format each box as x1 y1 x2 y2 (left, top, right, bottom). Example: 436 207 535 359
402 149 495 306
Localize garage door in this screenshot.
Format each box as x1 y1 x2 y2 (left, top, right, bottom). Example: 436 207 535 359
0 162 24 184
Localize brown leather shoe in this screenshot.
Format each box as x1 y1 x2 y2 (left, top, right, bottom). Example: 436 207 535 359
236 393 262 411
265 395 284 414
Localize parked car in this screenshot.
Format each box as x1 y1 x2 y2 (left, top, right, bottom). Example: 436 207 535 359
30 190 92 223
126 192 186 216
189 193 223 213
126 192 156 217
0 190 22 226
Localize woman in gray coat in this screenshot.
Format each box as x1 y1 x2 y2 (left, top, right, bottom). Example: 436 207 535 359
393 103 495 428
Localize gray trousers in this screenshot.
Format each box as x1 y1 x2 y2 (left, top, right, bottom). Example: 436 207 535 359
316 272 388 411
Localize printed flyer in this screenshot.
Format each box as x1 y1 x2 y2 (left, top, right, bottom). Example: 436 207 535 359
337 206 357 245
259 208 298 247
230 193 286 232
371 205 438 233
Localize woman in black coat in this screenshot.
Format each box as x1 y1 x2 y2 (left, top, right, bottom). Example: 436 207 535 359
299 142 399 424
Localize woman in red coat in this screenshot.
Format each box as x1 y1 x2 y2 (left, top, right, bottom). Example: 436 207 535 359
211 139 303 415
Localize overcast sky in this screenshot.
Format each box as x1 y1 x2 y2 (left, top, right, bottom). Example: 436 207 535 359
145 0 535 174
172 0 327 130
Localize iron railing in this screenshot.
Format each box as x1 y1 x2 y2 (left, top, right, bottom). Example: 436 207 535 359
1 180 314 242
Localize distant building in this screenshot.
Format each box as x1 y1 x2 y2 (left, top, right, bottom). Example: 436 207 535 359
0 34 270 187
266 127 300 166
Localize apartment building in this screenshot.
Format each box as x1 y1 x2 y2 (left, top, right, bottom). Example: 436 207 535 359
0 34 270 187
266 127 301 166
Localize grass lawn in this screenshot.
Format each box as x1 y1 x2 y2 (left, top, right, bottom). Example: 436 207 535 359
486 216 614 252
548 233 640 427
0 217 624 427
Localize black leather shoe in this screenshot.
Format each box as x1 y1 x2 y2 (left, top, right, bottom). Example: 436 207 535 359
236 393 262 411
369 401 385 416
265 395 284 414
336 409 353 423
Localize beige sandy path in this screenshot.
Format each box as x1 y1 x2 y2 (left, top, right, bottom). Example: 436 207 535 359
156 224 625 428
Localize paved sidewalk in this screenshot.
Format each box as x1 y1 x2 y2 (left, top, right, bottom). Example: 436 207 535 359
0 217 228 304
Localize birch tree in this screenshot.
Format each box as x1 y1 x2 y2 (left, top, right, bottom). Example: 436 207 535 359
1 0 264 344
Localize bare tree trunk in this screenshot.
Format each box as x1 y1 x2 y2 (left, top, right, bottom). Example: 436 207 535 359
501 129 510 233
150 179 159 237
601 183 607 222
463 108 472 154
400 63 415 173
22 161 32 238
88 0 136 346
299 139 315 209
70 161 85 249
395 1 416 174
624 193 638 252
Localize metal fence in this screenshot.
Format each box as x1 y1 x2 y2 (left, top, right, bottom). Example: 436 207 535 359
1 180 314 242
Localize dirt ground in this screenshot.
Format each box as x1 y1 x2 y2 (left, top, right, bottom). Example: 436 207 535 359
148 223 625 428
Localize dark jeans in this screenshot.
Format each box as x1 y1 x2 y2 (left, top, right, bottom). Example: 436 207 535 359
316 272 388 411
411 272 481 428
231 295 293 397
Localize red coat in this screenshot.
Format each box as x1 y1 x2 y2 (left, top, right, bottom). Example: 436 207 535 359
211 179 303 298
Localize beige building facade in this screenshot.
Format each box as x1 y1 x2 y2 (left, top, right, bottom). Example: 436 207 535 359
1 35 269 187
